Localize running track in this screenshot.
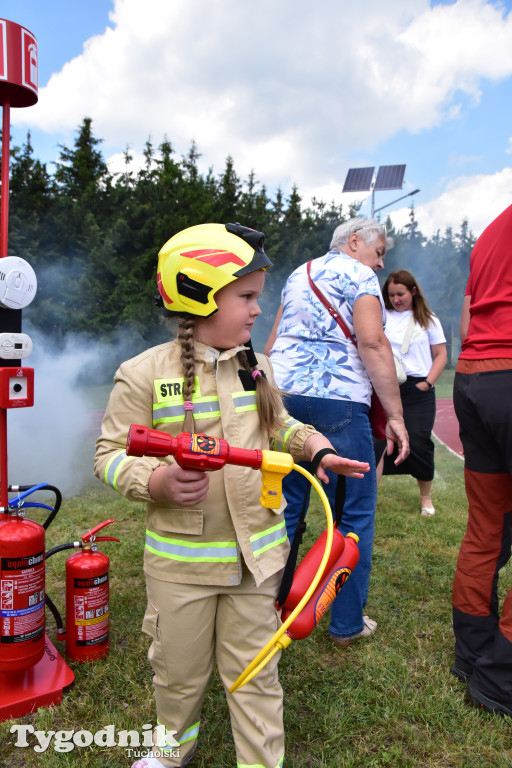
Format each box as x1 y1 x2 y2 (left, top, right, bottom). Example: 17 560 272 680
433 398 463 459
90 398 464 459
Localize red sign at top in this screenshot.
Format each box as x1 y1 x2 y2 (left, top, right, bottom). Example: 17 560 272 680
0 19 38 108
0 22 7 81
22 29 38 93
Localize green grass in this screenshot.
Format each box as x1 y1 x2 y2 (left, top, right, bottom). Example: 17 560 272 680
434 369 455 400
2 434 511 768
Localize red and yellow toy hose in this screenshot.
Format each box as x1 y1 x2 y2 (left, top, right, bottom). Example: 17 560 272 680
125 426 359 694
230 463 334 692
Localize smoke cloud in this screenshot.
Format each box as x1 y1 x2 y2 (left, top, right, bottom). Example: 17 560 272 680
5 330 154 498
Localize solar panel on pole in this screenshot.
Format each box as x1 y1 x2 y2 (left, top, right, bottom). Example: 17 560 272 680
374 164 406 191
342 167 374 192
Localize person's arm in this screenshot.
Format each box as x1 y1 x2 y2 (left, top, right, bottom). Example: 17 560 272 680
264 304 283 356
353 294 409 464
460 294 471 344
416 343 447 391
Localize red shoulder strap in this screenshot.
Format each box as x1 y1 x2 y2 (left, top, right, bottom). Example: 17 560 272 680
306 261 357 347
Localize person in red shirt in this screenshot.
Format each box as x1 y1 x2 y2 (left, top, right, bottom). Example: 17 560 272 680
451 203 512 717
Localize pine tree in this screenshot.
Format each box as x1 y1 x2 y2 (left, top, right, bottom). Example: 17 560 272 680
54 117 110 204
216 155 241 221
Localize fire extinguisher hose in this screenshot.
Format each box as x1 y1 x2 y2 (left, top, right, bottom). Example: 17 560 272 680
45 594 64 631
44 542 82 632
6 482 62 529
229 463 334 693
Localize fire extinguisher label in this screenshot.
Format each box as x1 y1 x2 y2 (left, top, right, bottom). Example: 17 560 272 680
73 572 109 647
0 551 45 643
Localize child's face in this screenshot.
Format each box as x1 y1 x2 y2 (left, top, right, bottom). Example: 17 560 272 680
195 270 265 349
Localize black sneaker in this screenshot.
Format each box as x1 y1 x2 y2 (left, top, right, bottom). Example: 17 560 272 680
450 664 472 683
468 680 512 717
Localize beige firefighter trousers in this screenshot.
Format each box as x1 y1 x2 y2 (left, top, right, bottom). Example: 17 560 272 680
142 565 285 768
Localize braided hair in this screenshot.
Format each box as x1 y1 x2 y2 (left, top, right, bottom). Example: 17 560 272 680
236 341 285 438
177 316 197 433
176 317 284 437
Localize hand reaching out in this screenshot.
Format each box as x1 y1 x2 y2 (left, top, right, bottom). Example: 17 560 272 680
316 454 370 484
303 432 370 484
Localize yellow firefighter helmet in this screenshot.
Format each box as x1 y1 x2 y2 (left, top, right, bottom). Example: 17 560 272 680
156 222 271 317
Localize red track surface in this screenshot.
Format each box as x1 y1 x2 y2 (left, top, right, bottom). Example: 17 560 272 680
433 398 463 458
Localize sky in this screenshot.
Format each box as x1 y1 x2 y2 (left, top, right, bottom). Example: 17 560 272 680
1 0 512 238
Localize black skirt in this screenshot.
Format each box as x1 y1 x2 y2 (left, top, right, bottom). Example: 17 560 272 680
378 376 436 481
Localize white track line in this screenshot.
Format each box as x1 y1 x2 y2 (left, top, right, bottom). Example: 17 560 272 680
433 432 464 461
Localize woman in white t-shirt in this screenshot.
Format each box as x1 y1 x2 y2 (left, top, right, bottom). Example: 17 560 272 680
377 270 447 516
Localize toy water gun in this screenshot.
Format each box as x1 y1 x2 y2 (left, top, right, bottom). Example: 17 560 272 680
126 426 293 509
125 425 359 691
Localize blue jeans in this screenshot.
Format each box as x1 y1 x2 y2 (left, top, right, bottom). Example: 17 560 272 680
282 394 377 639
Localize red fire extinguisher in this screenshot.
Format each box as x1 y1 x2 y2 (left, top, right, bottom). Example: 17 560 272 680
61 520 119 663
280 533 360 640
0 484 63 674
0 508 45 673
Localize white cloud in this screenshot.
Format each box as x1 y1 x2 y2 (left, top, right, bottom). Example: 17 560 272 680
389 0 512 128
106 148 147 178
389 166 512 237
12 0 512 189
8 0 512 241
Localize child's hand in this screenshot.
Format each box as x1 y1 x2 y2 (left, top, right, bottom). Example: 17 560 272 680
316 454 370 484
149 464 210 506
304 433 370 484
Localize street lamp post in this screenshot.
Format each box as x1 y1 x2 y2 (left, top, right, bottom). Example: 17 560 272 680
373 188 421 217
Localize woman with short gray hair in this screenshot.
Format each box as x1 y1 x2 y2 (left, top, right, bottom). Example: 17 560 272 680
265 216 408 648
329 216 392 252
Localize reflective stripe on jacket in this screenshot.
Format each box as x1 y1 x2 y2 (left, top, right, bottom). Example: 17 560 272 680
94 339 316 587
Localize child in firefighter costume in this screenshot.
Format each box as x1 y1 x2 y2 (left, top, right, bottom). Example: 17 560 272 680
94 223 369 768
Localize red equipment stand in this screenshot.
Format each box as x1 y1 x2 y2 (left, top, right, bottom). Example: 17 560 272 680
0 18 75 721
0 636 75 721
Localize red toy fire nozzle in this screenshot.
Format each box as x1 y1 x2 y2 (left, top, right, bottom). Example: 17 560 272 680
126 425 294 509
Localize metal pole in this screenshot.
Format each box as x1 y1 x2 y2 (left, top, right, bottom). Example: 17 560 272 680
1 101 10 260
0 407 7 506
373 188 420 216
0 102 10 504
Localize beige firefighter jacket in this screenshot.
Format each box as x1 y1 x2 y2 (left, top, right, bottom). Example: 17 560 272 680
94 339 317 587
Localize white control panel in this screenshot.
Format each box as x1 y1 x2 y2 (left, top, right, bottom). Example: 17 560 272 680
0 332 33 360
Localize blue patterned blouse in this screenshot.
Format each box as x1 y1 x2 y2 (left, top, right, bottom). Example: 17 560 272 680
270 251 385 406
